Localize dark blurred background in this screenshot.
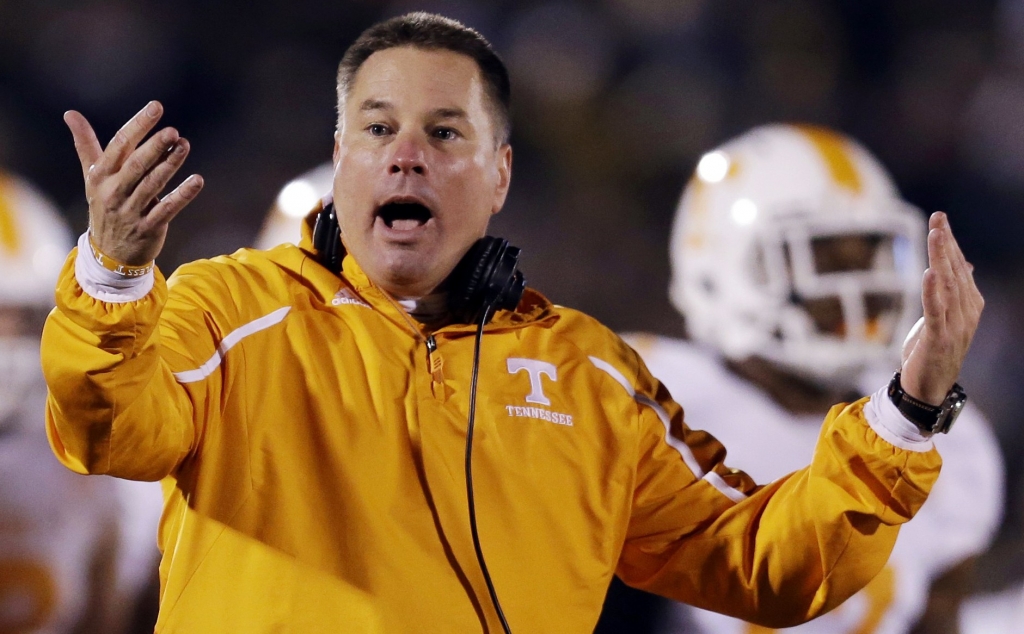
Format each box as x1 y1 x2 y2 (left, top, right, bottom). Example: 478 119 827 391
2 0 1023 630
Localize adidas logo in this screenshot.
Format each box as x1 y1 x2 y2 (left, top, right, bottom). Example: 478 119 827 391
331 288 371 308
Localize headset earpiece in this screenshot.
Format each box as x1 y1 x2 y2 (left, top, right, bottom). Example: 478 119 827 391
448 237 526 325
313 202 343 273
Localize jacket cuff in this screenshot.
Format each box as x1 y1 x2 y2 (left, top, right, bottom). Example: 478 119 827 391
864 385 935 452
74 232 155 303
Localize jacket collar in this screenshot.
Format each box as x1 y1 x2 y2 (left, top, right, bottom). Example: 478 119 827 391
297 205 558 335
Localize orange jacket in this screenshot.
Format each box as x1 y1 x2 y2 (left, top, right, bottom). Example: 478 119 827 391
43 215 940 633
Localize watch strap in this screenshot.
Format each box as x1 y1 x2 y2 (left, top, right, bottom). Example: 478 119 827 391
887 371 966 434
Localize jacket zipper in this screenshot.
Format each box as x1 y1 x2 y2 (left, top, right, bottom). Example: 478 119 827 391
426 334 448 401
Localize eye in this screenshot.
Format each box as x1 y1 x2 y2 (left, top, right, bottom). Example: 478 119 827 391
367 123 391 137
433 127 459 141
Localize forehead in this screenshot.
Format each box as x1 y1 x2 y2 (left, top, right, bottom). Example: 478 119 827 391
347 47 487 113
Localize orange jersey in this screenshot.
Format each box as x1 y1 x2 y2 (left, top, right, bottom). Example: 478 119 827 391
43 213 940 633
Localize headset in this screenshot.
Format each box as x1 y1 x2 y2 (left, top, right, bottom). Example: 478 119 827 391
313 202 525 323
313 202 523 634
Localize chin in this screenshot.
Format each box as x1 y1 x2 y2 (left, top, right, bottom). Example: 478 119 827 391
375 251 439 296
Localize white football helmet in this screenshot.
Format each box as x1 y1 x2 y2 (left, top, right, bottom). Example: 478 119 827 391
0 172 73 308
0 171 74 428
669 124 927 386
254 163 334 250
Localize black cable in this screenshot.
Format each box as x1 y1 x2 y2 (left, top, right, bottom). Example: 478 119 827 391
464 304 513 634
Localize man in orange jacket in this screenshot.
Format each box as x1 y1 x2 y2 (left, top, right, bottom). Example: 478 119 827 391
47 12 983 634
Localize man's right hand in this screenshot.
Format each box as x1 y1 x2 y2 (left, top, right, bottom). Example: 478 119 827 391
65 100 203 266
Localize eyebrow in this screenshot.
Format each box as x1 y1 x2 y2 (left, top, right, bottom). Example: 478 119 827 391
432 107 468 120
359 99 391 112
358 99 469 121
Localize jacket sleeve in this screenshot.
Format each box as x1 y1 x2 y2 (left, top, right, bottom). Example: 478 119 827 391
616 352 941 628
42 249 228 481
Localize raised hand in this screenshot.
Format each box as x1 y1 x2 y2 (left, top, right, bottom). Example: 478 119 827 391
64 101 203 266
899 212 984 405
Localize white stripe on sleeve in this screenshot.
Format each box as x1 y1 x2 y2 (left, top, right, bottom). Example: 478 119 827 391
173 306 291 384
588 355 747 503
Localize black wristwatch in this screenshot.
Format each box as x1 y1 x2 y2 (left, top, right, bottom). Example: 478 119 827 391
887 371 966 434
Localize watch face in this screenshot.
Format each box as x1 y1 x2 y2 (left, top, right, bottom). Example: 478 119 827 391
936 391 967 434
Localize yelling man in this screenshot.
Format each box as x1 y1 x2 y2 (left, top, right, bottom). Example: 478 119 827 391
47 13 984 633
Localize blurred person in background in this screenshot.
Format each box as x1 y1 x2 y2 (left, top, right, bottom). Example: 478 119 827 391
632 124 1003 634
47 11 985 633
958 581 1024 633
0 170 161 633
254 163 334 251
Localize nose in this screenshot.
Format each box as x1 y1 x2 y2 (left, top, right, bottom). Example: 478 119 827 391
388 134 427 176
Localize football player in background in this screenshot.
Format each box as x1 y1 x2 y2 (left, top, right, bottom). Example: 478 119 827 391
0 170 162 633
959 581 1024 633
638 125 1005 634
254 163 334 251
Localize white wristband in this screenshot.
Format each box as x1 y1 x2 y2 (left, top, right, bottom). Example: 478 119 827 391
74 232 154 303
864 385 935 452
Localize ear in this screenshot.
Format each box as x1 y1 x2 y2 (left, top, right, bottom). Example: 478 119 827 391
491 143 513 215
333 133 341 166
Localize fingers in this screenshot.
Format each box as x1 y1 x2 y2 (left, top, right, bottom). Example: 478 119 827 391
924 218 959 330
900 315 925 367
125 138 190 213
932 213 972 281
932 213 983 302
935 214 969 285
934 212 985 339
922 212 986 367
944 215 984 316
116 127 181 202
139 174 204 233
903 213 984 404
93 101 164 176
921 258 945 329
64 110 103 178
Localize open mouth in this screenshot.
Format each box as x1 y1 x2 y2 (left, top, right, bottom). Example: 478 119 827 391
376 200 433 231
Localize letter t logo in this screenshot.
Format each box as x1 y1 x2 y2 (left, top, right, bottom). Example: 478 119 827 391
507 358 557 406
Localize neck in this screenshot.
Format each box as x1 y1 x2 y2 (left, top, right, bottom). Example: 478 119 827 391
726 356 860 415
395 292 450 328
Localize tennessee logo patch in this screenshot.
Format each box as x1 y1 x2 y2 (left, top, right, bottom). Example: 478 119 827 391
505 357 573 426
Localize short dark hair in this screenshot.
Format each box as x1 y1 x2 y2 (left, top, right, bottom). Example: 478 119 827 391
336 12 511 145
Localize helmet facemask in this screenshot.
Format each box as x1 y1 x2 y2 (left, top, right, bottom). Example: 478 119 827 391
738 203 925 387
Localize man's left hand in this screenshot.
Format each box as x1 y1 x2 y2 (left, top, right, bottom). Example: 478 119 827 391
899 212 984 405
